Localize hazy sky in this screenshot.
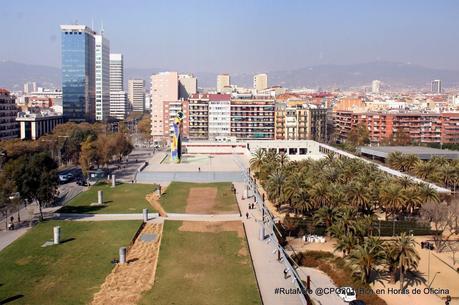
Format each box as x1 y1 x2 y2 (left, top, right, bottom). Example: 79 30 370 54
2 0 459 73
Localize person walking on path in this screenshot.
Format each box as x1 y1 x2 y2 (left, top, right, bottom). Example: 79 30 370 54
246 212 249 219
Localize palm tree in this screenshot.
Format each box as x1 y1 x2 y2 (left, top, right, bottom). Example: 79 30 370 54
386 233 420 289
349 236 385 283
380 183 406 220
266 168 286 210
418 183 440 205
402 187 422 215
279 153 289 168
249 149 265 174
335 233 359 257
346 182 371 212
402 154 420 172
309 182 331 208
387 152 404 171
313 206 338 230
413 161 435 180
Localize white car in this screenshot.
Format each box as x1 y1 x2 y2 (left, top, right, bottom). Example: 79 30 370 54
336 287 357 302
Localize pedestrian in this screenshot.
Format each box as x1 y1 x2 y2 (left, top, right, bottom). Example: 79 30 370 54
198 167 201 172
283 268 288 279
10 216 14 223
246 212 249 219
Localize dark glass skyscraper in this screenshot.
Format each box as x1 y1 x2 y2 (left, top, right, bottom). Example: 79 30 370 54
60 25 96 122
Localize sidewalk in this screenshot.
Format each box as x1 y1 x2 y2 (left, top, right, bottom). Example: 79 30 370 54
234 182 303 305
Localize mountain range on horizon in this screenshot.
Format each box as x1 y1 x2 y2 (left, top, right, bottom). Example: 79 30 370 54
1 60 458 92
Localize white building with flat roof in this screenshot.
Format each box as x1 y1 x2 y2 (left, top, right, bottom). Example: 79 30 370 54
128 79 145 113
253 73 268 91
178 74 197 99
217 74 230 93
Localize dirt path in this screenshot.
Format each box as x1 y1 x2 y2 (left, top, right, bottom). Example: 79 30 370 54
90 223 163 305
145 192 167 217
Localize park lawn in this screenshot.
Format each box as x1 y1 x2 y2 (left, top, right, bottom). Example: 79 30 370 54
58 183 157 214
139 221 261 305
0 220 142 305
160 181 239 213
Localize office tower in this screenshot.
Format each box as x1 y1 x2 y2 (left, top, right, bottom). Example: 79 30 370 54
253 73 268 91
109 53 128 119
217 74 230 93
431 80 442 94
0 89 19 140
150 72 178 139
128 79 145 112
60 24 96 122
94 33 110 121
110 53 124 91
23 82 37 94
371 80 381 94
178 74 197 99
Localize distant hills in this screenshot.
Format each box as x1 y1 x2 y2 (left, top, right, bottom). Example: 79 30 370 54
1 60 458 91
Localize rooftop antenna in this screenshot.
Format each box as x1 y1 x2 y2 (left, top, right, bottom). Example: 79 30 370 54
101 20 104 35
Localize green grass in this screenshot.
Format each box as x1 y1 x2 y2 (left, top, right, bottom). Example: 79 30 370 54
58 183 157 214
160 182 238 213
0 220 142 305
139 221 261 305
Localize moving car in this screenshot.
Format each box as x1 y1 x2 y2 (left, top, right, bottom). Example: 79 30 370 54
336 287 357 302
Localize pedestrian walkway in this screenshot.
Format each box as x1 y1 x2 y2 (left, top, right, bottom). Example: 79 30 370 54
54 212 241 222
298 267 347 305
234 182 303 305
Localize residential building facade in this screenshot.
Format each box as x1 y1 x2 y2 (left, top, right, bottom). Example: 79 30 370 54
178 74 197 99
253 73 268 91
275 101 327 142
217 74 230 93
150 72 178 139
230 98 275 140
0 89 19 140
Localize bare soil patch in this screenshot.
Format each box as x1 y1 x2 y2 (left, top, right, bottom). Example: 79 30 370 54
185 187 218 214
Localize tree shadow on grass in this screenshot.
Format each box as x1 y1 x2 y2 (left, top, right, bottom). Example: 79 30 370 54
0 294 24 304
56 205 107 214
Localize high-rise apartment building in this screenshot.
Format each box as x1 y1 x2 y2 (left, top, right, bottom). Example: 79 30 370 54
0 89 19 140
95 33 110 121
253 73 268 91
371 80 381 94
217 74 230 93
150 72 178 139
23 82 37 94
60 24 96 122
178 74 197 99
188 94 209 140
128 79 145 112
431 80 442 94
109 53 128 119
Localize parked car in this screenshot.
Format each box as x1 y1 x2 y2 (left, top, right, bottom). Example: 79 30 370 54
337 287 357 302
58 174 70 183
349 300 366 305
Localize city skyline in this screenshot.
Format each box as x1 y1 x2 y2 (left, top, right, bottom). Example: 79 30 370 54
1 0 459 73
